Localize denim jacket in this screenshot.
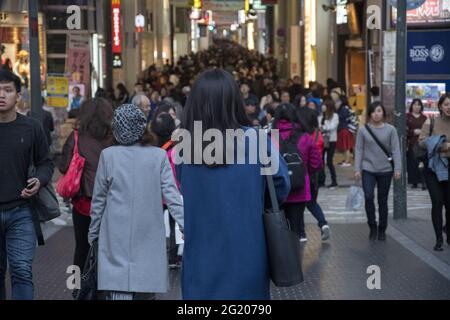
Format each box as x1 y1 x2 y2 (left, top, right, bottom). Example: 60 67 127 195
426 135 448 182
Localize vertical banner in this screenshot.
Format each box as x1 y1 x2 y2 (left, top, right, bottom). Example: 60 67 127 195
66 34 91 90
112 0 123 68
290 25 301 77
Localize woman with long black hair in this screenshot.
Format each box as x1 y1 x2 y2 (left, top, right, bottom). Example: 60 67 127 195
298 107 330 241
320 97 339 188
177 69 290 300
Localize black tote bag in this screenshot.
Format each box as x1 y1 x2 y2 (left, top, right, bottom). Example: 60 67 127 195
264 174 304 287
73 240 98 300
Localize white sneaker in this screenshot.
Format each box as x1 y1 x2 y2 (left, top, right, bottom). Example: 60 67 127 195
340 162 352 167
300 237 308 243
321 225 331 241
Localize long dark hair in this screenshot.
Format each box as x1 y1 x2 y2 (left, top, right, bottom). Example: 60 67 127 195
298 106 318 134
78 98 113 140
182 68 250 133
273 102 306 136
322 97 336 123
438 93 450 115
409 98 424 114
116 83 129 96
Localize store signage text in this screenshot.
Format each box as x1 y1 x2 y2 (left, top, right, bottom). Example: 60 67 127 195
112 0 122 54
407 30 450 75
410 45 445 63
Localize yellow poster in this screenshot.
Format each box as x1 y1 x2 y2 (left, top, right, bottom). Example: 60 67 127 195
47 76 69 108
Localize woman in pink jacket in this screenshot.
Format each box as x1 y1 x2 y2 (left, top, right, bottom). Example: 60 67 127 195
273 103 323 242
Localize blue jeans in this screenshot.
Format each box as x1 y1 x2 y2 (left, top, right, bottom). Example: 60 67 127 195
0 205 37 300
362 171 393 231
306 176 328 229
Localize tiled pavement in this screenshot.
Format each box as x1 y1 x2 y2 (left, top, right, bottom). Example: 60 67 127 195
5 166 450 300
11 222 449 300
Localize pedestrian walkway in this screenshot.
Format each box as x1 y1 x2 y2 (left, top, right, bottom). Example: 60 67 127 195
20 220 449 300
6 169 449 300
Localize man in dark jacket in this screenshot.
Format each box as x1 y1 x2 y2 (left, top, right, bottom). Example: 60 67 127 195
0 70 53 300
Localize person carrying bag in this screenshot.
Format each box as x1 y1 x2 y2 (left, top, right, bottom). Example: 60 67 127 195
56 130 86 199
264 174 303 287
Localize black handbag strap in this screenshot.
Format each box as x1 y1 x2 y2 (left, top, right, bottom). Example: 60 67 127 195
365 124 392 159
266 174 280 213
29 123 45 246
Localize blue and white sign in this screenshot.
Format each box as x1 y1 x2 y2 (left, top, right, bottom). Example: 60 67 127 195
407 30 450 75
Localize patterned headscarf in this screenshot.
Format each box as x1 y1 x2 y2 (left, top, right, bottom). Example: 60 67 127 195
111 104 148 145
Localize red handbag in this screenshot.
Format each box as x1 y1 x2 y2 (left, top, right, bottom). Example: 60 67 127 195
56 130 86 198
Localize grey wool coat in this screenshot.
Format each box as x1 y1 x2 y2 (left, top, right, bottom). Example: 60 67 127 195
88 144 184 293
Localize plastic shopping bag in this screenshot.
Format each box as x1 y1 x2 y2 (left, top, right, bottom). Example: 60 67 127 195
164 209 170 238
346 185 364 211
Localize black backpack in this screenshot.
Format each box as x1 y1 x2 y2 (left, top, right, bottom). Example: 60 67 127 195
280 131 306 190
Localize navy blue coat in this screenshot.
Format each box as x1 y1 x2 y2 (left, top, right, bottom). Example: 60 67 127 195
176 136 290 300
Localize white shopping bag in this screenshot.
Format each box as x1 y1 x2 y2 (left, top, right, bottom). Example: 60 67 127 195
164 209 170 238
175 222 184 244
345 185 364 211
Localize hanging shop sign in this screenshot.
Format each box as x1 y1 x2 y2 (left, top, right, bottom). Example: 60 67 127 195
112 0 122 54
66 34 91 86
203 0 244 12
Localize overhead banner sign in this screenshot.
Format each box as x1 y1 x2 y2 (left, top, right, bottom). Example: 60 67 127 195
407 30 450 75
203 0 244 11
213 11 238 25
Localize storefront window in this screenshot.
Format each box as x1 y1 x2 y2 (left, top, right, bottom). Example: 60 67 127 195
46 34 67 54
47 58 66 74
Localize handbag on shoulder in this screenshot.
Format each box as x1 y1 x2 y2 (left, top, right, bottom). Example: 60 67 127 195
264 174 304 287
56 130 86 198
28 127 61 245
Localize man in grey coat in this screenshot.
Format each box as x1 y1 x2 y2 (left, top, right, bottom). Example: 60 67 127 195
88 104 184 300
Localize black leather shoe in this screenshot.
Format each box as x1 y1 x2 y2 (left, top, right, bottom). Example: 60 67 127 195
434 240 444 251
369 228 377 241
378 230 386 241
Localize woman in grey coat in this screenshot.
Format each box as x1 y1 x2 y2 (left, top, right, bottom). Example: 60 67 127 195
88 104 184 300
